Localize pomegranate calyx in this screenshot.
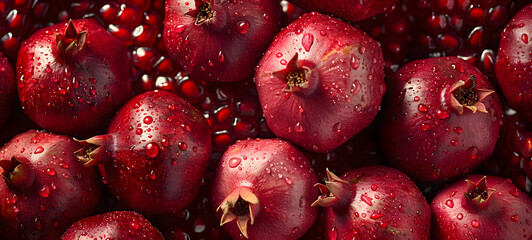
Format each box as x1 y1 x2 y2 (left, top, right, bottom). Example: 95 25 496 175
0 157 35 192
75 135 114 167
217 187 259 238
450 75 495 115
464 176 495 206
56 20 87 57
312 169 354 208
272 53 312 92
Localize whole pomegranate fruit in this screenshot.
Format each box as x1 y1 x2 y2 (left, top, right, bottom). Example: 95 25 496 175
0 130 102 240
431 174 532 239
210 138 318 240
380 56 502 182
76 90 212 215
254 12 385 153
16 19 133 136
164 0 281 82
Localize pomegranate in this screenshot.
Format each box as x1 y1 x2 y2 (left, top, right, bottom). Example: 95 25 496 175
0 51 16 127
254 12 385 153
0 130 102 240
16 19 133 136
496 3 532 122
76 90 211 215
61 211 164 239
313 166 431 240
210 138 318 239
164 0 281 82
431 174 532 239
287 0 398 23
380 56 502 182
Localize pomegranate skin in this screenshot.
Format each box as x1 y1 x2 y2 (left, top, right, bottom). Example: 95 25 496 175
0 51 16 127
431 174 532 239
77 90 212 215
314 166 431 240
164 0 281 82
380 57 502 182
61 211 164 240
287 0 398 23
254 12 385 153
0 130 102 240
210 138 318 240
495 3 532 123
16 19 133 135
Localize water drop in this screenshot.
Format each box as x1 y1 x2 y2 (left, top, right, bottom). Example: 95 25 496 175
466 146 478 159
228 157 241 168
333 122 341 133
294 122 304 132
178 142 188 150
457 213 463 220
237 21 249 34
45 168 56 176
471 220 479 228
371 184 378 191
176 24 186 33
418 104 428 112
302 33 314 52
436 109 450 119
370 213 384 219
143 116 153 124
445 199 454 208
521 33 528 44
511 214 520 223
148 170 156 180
361 194 373 206
328 227 338 240
285 178 292 185
39 185 50 198
145 142 159 158
34 146 44 154
217 51 225 62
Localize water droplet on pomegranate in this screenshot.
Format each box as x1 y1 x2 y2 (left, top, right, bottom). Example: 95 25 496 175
450 140 459 146
522 33 528 44
292 227 299 233
39 185 50 198
39 204 46 211
445 199 454 208
45 168 56 176
414 96 420 101
171 159 178 166
45 65 52 73
237 21 249 34
34 218 42 230
178 142 188 150
511 214 520 223
143 116 153 124
280 59 287 65
466 147 478 159
370 213 384 219
217 51 225 62
228 157 241 168
350 55 360 70
436 109 450 119
148 170 156 180
302 33 314 52
420 123 430 131
471 220 479 228
418 104 428 112
361 194 373 206
294 122 304 132
176 24 186 34
145 142 159 158
34 146 44 154
457 213 463 220
333 122 342 133
329 227 338 240
510 189 521 197
371 184 378 191
285 178 292 185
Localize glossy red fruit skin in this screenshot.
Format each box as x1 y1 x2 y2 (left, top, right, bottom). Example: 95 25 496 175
287 0 398 23
0 130 102 240
314 166 431 240
164 0 281 82
16 19 133 135
495 3 532 122
61 211 164 240
380 56 502 182
210 138 318 240
254 12 385 153
77 90 211 215
0 51 16 126
431 174 532 239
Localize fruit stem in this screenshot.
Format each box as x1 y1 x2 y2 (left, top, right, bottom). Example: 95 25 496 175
312 169 355 209
74 135 114 167
450 75 495 114
273 53 315 93
0 157 35 192
56 20 88 58
196 2 216 25
464 176 495 207
217 187 260 238
453 75 478 106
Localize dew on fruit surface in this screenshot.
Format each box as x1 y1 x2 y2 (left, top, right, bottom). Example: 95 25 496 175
217 51 225 62
521 33 529 44
450 140 459 146
145 142 159 158
171 159 178 166
292 227 299 233
176 24 186 34
39 185 50 198
361 194 373 206
420 123 430 131
237 21 250 34
294 122 304 132
445 199 454 208
148 170 156 180
228 157 241 168
280 59 287 65
34 218 42 230
457 213 463 220
350 55 360 70
466 147 478 159
351 80 361 95
328 227 338 240
143 116 153 124
510 189 521 197
471 220 479 228
511 214 520 223
178 142 188 150
418 104 428 112
45 168 56 176
285 178 292 185
34 146 44 154
302 33 314 52
436 109 450 119
370 213 384 219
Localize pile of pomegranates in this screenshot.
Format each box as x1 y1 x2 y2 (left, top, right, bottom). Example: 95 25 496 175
0 0 531 239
